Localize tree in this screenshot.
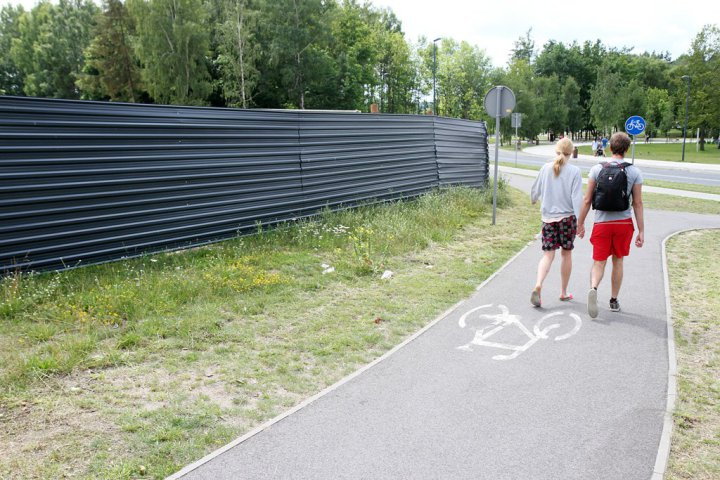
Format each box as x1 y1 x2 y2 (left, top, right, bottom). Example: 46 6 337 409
535 75 567 134
590 69 623 133
255 0 336 109
680 24 720 150
510 28 534 63
216 0 260 108
0 4 25 95
434 39 491 119
645 87 671 137
77 0 143 102
500 58 541 142
562 76 582 138
328 0 379 111
10 0 99 98
128 0 212 105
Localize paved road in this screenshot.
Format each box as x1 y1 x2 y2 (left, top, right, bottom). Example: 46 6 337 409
171 177 719 479
493 146 720 187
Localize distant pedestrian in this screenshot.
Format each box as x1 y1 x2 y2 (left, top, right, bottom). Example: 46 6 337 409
602 136 608 149
592 139 598 152
577 132 644 318
529 138 583 307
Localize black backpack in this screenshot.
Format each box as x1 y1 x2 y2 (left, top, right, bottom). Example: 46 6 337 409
592 162 632 211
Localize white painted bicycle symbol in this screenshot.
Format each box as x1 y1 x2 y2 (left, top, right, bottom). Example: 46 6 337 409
457 304 582 360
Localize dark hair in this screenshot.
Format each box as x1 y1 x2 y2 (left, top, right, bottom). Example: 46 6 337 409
610 132 631 155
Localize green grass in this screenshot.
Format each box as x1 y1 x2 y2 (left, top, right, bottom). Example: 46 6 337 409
499 162 720 199
0 184 540 479
578 143 720 164
667 229 720 480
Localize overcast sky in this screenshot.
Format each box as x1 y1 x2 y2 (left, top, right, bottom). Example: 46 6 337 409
2 0 718 66
373 0 718 65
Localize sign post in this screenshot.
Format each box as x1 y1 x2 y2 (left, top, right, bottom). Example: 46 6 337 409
511 113 522 167
624 115 646 164
484 86 516 225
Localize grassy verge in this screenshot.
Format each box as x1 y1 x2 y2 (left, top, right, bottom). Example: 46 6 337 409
666 229 720 480
642 193 720 215
578 144 720 164
0 185 539 479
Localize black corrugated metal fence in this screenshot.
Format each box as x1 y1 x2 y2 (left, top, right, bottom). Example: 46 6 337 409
0 96 489 273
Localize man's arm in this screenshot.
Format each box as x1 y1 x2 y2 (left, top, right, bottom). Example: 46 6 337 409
632 183 644 247
577 178 595 239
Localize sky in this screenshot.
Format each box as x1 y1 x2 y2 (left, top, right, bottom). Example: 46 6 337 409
373 0 719 65
2 0 718 66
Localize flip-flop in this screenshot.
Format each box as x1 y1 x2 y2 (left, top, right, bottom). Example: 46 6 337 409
559 294 574 301
531 290 541 307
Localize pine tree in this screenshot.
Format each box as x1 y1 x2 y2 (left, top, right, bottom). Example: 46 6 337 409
77 0 143 102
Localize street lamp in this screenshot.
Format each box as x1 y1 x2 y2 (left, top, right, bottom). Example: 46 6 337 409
681 75 691 162
433 37 441 116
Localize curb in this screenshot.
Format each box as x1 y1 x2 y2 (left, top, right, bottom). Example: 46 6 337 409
166 238 537 479
652 227 719 479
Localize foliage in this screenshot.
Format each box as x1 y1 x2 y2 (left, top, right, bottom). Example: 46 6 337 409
9 0 98 98
128 0 212 105
0 0 716 142
76 0 143 102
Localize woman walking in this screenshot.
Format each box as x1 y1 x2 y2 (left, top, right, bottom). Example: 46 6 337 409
529 137 583 307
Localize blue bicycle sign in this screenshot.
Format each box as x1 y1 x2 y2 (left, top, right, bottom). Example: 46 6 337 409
625 116 646 135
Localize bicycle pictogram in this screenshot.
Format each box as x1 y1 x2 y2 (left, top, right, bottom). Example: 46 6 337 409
457 304 582 360
626 119 645 131
625 115 646 135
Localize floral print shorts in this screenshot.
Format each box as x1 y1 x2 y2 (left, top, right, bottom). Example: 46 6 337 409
541 215 577 251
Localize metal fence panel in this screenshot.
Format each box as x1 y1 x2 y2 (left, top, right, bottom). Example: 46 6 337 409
433 117 489 187
298 112 438 212
0 97 489 273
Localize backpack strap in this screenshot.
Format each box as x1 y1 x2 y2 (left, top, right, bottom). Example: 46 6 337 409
601 162 612 168
619 162 631 169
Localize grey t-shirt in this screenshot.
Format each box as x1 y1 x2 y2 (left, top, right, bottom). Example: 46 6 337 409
588 160 643 223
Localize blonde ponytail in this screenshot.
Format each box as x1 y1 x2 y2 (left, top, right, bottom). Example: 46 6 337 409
553 137 574 177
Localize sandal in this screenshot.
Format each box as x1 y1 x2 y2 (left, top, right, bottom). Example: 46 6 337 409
531 289 541 307
559 294 574 301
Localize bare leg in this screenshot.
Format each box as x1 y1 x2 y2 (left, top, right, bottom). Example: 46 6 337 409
611 255 624 298
535 250 556 293
591 260 607 289
560 248 572 297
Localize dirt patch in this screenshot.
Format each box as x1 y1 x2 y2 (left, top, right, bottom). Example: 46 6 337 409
0 395 120 479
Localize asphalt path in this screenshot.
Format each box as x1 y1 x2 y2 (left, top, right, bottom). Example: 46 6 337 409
493 147 720 187
172 176 720 479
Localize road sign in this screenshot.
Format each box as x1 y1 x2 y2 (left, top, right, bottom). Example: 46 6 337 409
484 86 516 118
484 85 516 226
625 116 646 135
511 112 522 128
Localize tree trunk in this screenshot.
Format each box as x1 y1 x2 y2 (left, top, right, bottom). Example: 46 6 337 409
236 3 247 109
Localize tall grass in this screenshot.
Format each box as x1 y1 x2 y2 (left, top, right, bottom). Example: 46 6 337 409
0 184 507 395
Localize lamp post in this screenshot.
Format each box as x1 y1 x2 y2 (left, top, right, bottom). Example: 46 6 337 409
681 75 691 162
432 37 441 116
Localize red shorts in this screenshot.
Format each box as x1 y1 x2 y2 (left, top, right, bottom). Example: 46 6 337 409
590 218 634 261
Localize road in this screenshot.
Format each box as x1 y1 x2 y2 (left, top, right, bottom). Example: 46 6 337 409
491 147 720 187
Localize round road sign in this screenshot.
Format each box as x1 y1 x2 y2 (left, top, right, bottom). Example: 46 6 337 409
484 86 515 118
625 116 646 135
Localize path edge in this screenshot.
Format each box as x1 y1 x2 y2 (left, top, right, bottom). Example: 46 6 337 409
651 227 717 479
166 238 537 479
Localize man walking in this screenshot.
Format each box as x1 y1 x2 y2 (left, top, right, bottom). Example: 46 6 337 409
578 132 644 318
